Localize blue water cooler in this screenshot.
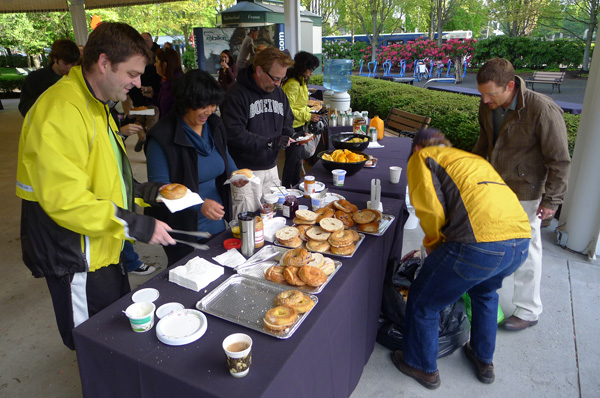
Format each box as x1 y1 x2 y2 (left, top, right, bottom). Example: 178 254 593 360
323 59 352 111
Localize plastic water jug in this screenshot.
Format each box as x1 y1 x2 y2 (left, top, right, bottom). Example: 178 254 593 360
324 59 352 92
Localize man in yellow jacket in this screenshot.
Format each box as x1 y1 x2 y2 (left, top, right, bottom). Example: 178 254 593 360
16 22 175 350
390 129 531 389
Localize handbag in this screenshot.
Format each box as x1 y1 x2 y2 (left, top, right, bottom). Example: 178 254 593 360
301 115 328 159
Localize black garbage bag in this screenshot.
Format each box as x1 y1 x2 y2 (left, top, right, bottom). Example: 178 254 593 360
377 250 470 358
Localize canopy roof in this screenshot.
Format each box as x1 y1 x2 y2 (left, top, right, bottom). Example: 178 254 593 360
0 0 182 14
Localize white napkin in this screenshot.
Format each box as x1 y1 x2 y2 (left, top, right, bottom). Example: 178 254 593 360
224 174 261 185
368 141 385 149
168 256 224 292
263 217 287 242
157 190 203 213
212 248 247 269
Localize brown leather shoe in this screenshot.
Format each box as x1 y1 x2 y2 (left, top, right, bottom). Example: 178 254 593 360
503 315 538 331
390 350 441 390
464 342 495 383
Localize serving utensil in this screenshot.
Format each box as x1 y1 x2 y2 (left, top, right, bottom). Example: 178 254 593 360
169 229 212 239
173 239 209 251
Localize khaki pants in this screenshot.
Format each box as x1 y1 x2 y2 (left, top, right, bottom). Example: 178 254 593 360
231 166 281 218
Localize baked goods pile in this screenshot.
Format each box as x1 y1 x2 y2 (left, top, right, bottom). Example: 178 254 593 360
263 289 315 332
264 246 335 288
159 183 188 200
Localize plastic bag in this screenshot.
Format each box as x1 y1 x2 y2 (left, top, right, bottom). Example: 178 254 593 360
462 293 505 325
377 250 470 357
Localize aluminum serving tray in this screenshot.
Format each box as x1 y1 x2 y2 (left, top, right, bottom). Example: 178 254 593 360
196 274 318 339
236 245 342 294
274 233 365 258
354 214 396 236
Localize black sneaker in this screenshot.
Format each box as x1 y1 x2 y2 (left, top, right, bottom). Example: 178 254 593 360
130 263 156 276
464 342 495 383
134 138 145 152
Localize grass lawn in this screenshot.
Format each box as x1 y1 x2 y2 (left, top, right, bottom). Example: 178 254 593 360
1 67 20 76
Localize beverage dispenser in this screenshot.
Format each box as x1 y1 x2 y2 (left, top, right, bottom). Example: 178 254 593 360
323 59 352 112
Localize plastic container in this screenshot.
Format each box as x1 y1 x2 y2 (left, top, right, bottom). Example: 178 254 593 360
369 115 384 140
260 194 278 220
304 175 316 198
353 117 367 134
323 59 352 92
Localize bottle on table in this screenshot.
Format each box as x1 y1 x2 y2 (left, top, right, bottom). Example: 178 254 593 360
282 195 298 219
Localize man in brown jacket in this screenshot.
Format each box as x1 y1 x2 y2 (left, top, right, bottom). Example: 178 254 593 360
473 58 571 331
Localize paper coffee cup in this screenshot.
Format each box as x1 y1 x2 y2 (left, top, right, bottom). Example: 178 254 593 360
222 333 253 378
124 302 155 333
310 192 323 210
332 169 347 187
389 166 402 184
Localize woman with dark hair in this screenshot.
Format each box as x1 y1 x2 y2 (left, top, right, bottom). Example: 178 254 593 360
146 47 183 118
218 50 238 91
145 69 246 265
281 51 321 188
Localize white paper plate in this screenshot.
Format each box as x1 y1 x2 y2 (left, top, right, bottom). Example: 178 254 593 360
295 134 314 143
156 309 207 346
299 181 325 193
156 302 185 319
286 189 303 198
323 192 345 204
132 288 160 303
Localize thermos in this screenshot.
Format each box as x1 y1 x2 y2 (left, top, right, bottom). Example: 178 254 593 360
238 212 255 257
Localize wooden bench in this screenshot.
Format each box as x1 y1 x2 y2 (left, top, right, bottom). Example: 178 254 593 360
525 71 565 94
383 107 431 138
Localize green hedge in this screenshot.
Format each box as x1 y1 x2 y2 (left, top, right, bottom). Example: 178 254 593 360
311 75 579 155
0 74 25 93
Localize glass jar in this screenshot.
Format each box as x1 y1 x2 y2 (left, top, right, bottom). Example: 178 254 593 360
260 194 278 220
282 195 298 219
353 116 366 134
304 175 315 198
254 216 264 249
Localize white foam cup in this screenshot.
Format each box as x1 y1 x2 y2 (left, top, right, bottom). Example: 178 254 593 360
389 166 402 184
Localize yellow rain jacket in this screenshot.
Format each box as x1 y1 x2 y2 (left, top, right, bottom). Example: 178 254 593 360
282 77 312 128
407 146 531 252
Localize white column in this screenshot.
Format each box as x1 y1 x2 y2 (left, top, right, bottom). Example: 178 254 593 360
559 33 600 257
70 0 89 46
284 0 300 56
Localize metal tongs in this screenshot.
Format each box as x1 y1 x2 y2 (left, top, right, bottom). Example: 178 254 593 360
235 246 280 271
172 239 209 251
168 230 211 251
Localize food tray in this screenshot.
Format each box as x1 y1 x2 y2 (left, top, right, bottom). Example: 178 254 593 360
354 214 395 236
196 274 318 339
274 232 365 258
236 245 342 294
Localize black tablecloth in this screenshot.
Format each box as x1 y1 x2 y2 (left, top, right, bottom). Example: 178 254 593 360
73 189 407 398
310 136 412 200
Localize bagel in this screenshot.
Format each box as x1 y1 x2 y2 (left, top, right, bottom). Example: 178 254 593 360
295 210 318 222
335 210 355 228
358 221 380 233
279 236 303 248
274 290 304 307
286 294 315 314
306 239 330 253
293 217 316 225
319 217 344 233
159 183 187 200
315 207 335 223
349 229 361 242
352 210 377 224
315 257 336 276
283 266 307 286
363 208 383 222
282 248 311 267
231 168 253 179
306 252 324 268
334 199 358 213
276 226 299 242
330 243 356 255
296 224 314 241
264 265 286 284
328 229 355 247
263 306 298 331
305 226 331 242
298 266 327 287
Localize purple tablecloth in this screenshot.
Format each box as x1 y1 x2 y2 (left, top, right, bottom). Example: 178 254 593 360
310 135 412 200
73 189 407 398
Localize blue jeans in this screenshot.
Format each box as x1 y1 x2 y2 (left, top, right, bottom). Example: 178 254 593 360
403 239 530 373
122 241 142 272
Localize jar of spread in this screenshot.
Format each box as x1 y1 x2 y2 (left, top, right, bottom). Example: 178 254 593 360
260 194 278 220
304 175 316 198
282 195 298 219
353 116 366 134
254 216 264 248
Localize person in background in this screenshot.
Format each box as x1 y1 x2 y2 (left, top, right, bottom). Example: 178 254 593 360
281 51 321 187
144 47 183 120
218 50 238 92
163 42 173 49
391 129 530 389
145 69 246 265
473 58 571 331
16 22 176 350
236 28 258 70
19 39 80 117
221 47 295 215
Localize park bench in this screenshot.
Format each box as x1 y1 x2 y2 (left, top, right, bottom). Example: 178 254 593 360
525 71 565 94
383 107 431 138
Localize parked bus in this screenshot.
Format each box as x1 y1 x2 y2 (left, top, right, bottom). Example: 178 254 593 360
323 30 473 47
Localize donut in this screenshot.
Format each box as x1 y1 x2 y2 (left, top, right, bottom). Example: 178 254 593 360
306 239 330 253
305 226 331 242
263 306 298 331
352 210 377 224
265 265 286 284
279 236 303 248
159 183 187 200
319 217 344 232
282 248 311 267
349 229 361 242
328 229 355 247
358 221 380 233
306 252 324 268
295 210 318 222
274 290 304 307
276 226 299 241
293 217 316 225
334 199 358 213
330 243 356 255
335 210 355 228
315 257 336 275
286 294 315 314
298 266 328 287
296 224 314 241
315 207 335 223
283 266 307 286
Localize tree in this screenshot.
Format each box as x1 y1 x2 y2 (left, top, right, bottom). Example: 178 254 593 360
490 0 549 36
432 0 467 45
443 0 489 38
